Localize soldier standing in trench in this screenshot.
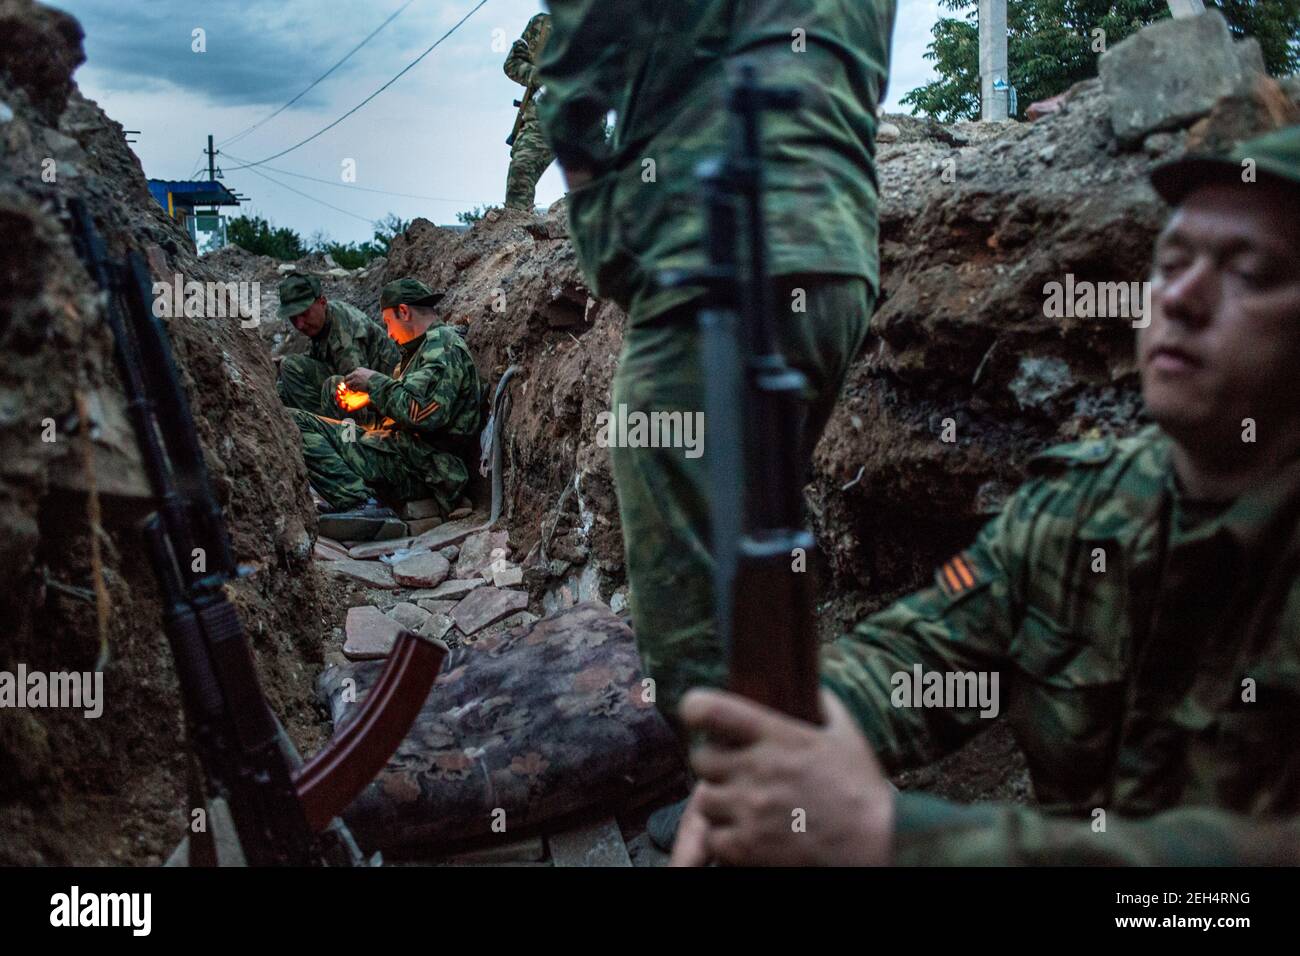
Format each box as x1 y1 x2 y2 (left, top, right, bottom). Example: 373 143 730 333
503 12 554 212
534 0 898 847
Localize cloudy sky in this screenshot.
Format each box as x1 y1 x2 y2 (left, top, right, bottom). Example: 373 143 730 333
52 0 945 245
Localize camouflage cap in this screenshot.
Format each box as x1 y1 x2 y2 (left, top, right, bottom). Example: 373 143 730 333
278 273 323 320
380 277 445 311
1151 124 1300 205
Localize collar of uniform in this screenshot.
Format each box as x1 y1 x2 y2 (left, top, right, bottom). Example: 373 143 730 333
1077 427 1172 547
1184 451 1300 560
398 331 428 359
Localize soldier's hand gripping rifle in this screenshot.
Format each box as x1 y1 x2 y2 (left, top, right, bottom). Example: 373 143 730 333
662 68 822 724
65 198 447 865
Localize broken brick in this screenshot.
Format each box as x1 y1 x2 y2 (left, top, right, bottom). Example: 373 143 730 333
455 530 510 580
400 498 443 521
323 559 396 589
450 587 529 635
410 577 486 602
344 606 405 660
348 537 415 560
392 551 451 588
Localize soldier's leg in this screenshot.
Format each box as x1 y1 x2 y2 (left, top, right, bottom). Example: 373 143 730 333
372 446 470 517
610 318 716 728
505 120 555 211
278 354 334 415
773 275 875 462
612 277 873 729
289 408 382 510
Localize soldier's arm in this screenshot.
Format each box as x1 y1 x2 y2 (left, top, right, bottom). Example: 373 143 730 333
365 346 464 435
535 0 642 173
820 484 1035 772
891 792 1300 865
503 14 543 87
320 310 369 375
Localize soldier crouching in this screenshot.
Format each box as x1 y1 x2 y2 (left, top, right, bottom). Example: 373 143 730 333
288 278 483 517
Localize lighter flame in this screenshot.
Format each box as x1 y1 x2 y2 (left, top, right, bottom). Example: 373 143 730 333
336 382 371 412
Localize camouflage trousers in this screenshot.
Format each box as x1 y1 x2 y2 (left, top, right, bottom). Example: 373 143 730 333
505 117 554 211
610 276 874 731
278 353 336 415
289 408 470 513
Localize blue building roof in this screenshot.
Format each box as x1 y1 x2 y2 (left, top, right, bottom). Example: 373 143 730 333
148 179 240 210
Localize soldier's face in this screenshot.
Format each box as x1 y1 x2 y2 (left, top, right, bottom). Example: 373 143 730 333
383 304 419 344
1140 183 1300 458
291 298 327 337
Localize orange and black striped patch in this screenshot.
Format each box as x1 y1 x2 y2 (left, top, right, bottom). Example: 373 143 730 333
408 399 440 423
936 551 981 600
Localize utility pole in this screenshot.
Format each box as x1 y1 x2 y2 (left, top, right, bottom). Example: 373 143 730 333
1166 0 1206 16
979 0 1009 122
206 134 218 181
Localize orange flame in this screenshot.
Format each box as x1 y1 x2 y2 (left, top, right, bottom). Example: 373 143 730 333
335 382 371 412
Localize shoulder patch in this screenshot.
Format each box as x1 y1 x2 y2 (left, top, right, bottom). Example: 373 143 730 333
1028 435 1116 475
935 550 986 601
409 399 441 423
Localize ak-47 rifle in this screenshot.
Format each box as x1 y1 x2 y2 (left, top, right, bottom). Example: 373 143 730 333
66 198 447 866
663 67 821 725
506 83 538 147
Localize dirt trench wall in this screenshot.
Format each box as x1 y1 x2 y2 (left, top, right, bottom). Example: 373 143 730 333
0 0 337 864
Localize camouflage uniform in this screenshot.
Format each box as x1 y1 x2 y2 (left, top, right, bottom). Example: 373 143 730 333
278 300 399 419
503 13 554 211
822 427 1300 864
291 282 483 513
536 1 897 721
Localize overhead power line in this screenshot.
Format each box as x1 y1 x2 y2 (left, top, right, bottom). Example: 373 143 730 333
217 0 417 149
225 0 490 172
238 164 378 225
222 150 481 205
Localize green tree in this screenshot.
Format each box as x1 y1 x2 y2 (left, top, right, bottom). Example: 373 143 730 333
902 0 1300 123
371 212 409 254
456 204 501 225
227 214 307 260
306 213 408 269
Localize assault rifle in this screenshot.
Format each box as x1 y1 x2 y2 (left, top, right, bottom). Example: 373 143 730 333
506 84 538 147
662 68 822 724
66 198 447 865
